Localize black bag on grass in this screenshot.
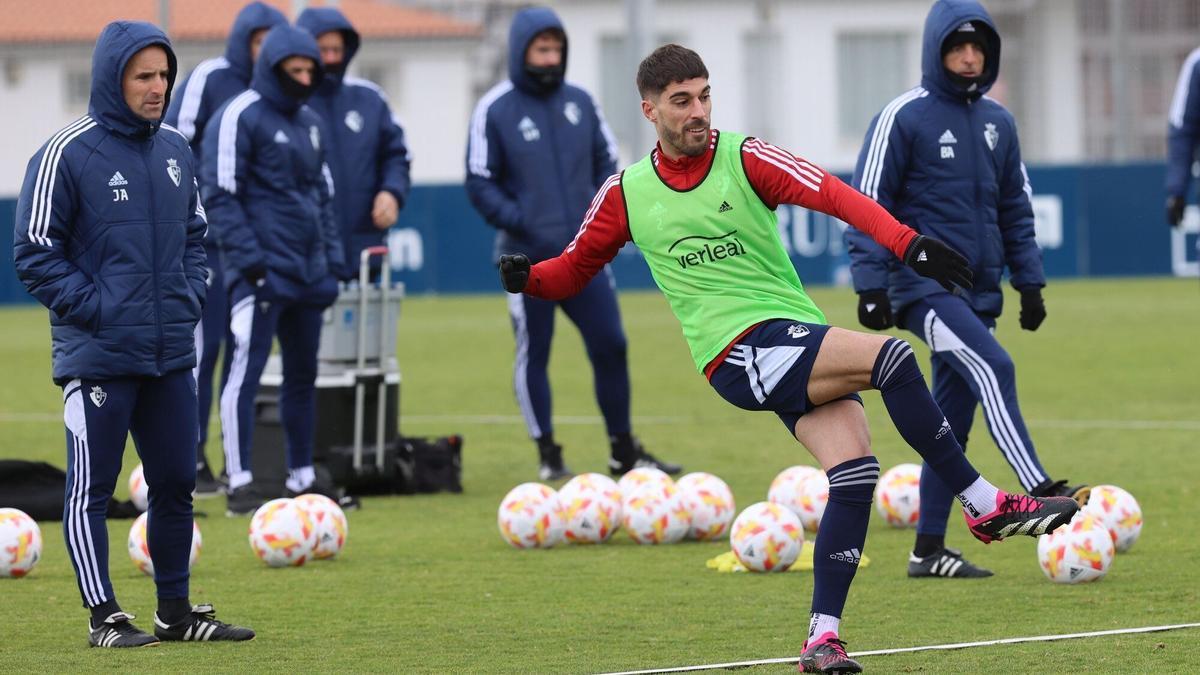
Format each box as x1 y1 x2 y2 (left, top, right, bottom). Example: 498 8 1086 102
0 460 140 521
323 434 463 495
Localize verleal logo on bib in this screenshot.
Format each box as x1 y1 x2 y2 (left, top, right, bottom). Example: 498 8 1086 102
669 230 746 269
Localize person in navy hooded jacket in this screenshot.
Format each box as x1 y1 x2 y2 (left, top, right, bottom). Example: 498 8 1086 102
465 6 681 480
297 6 412 277
200 24 345 516
13 20 253 648
845 0 1088 579
165 1 288 498
1166 45 1200 227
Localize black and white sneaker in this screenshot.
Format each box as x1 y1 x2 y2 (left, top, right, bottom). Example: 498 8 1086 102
286 483 361 512
1031 479 1091 507
154 604 255 642
907 547 993 578
225 484 267 517
89 611 159 648
194 461 225 498
608 436 683 476
536 441 573 481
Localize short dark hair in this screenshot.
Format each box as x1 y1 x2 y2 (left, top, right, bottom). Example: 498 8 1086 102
636 44 708 99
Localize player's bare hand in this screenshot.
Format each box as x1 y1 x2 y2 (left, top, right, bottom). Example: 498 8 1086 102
372 191 399 229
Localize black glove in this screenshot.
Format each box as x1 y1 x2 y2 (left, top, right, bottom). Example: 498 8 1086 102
903 235 974 291
857 289 893 330
241 264 267 287
1018 287 1046 331
1167 195 1185 228
498 254 530 293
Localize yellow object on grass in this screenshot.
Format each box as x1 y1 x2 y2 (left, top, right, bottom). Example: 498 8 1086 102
706 540 871 573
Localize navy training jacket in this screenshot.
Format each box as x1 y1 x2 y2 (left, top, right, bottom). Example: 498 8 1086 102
1167 46 1200 200
199 24 344 295
464 6 619 263
846 0 1042 319
297 7 412 272
13 21 209 385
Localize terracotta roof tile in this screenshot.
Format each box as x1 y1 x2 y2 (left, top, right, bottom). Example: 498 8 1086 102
0 0 480 43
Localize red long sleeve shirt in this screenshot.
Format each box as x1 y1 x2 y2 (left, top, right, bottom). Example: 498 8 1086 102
525 129 919 376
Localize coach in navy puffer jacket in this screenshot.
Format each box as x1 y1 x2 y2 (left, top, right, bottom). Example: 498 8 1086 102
845 0 1042 319
14 21 208 385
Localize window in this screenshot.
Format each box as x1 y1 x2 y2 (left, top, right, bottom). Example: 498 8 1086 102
836 33 911 142
599 33 680 163
743 30 782 141
65 68 89 108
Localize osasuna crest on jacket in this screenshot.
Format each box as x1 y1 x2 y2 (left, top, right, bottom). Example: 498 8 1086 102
13 21 209 384
846 0 1042 319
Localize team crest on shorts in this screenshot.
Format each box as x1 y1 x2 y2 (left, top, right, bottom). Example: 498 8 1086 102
166 158 181 187
787 324 810 339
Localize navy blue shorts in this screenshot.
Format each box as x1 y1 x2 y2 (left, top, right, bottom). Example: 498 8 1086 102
708 319 862 433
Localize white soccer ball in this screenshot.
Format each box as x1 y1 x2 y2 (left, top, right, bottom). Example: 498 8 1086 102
617 467 674 504
622 482 691 544
1037 513 1115 584
767 465 821 518
676 472 736 540
874 463 922 528
729 501 805 572
129 463 149 512
1082 485 1143 553
794 471 829 532
558 473 622 544
248 498 317 567
127 512 201 576
497 483 565 549
293 494 349 559
0 508 43 579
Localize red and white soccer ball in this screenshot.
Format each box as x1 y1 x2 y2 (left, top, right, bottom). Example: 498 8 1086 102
1037 513 1115 584
0 508 43 579
676 472 736 540
617 467 673 504
622 482 691 544
729 501 805 572
127 512 201 576
128 463 149 512
1081 484 1143 553
767 465 821 519
497 482 565 549
248 498 317 567
557 473 622 544
794 471 829 532
293 494 349 559
874 463 922 528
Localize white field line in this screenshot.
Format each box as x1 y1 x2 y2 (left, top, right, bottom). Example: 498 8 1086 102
1 412 1198 430
597 622 1200 675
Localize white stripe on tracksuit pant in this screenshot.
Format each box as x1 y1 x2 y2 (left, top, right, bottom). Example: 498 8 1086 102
62 370 198 607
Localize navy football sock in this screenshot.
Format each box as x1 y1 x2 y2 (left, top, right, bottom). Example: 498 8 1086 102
872 338 978 494
811 456 879 619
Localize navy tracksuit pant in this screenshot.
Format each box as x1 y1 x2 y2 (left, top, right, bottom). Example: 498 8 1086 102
192 240 229 470
62 369 197 607
506 267 631 440
220 277 323 490
901 292 1050 536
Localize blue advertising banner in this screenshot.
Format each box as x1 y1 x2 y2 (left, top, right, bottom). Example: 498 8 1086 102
1 162 1196 304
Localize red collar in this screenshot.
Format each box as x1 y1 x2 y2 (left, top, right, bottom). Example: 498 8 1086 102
650 129 720 190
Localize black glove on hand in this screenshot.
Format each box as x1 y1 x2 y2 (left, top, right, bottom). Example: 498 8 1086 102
903 235 974 291
1166 195 1185 228
1019 287 1046 331
242 264 267 287
857 290 894 330
498 254 530 293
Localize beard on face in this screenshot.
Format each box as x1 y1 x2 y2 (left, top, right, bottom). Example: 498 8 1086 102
662 120 710 157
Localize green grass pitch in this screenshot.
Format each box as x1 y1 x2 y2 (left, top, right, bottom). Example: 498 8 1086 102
1 277 1198 672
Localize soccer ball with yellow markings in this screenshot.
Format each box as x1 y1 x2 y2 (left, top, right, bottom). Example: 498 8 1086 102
497 483 565 549
127 512 201 576
1037 512 1115 584
676 472 736 541
558 473 622 544
1081 484 1142 553
0 508 42 579
874 463 922 528
729 501 805 572
249 498 317 567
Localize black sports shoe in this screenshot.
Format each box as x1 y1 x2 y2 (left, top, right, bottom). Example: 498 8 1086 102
608 436 682 476
537 441 573 481
225 483 267 517
285 482 361 512
798 633 862 673
154 604 255 642
89 611 159 648
1031 479 1091 507
907 547 993 578
194 461 225 498
964 490 1079 544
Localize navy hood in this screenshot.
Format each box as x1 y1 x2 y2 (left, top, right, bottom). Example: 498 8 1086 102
297 7 361 89
921 0 1000 100
225 1 289 81
507 6 567 95
251 24 325 114
89 21 177 139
